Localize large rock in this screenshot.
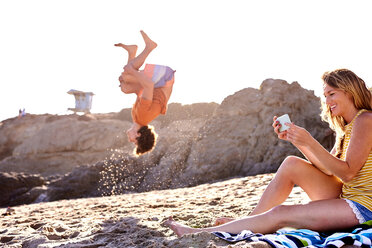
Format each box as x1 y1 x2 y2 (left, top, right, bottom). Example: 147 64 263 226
178 80 334 185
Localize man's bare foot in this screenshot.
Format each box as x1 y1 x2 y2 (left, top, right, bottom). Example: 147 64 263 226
140 30 157 51
163 217 197 237
114 43 138 55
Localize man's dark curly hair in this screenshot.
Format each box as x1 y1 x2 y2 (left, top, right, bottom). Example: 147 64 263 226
135 125 157 155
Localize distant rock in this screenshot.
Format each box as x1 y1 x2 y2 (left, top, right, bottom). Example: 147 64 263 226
0 114 130 175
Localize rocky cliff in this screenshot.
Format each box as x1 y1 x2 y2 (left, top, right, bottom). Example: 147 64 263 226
0 79 334 207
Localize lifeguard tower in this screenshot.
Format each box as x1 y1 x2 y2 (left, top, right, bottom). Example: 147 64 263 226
67 89 94 114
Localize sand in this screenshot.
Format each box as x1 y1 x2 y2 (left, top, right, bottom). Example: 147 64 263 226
0 173 312 248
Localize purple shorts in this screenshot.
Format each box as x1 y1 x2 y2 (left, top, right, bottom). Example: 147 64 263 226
143 64 175 88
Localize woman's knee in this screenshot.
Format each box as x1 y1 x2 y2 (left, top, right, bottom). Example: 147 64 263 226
277 156 304 175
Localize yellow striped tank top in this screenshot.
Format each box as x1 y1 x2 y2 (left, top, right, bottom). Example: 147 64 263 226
340 109 372 211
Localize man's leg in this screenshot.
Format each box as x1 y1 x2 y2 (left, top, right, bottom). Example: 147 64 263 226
124 64 154 100
114 44 138 64
115 31 156 69
128 30 157 70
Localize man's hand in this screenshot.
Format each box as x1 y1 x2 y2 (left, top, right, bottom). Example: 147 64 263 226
123 63 136 75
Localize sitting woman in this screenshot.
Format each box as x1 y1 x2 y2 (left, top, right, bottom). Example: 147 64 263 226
165 68 372 236
116 30 175 155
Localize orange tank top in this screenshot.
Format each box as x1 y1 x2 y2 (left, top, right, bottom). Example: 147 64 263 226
131 88 168 126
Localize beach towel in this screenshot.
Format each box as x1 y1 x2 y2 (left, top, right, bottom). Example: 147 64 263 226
212 220 372 248
143 64 175 88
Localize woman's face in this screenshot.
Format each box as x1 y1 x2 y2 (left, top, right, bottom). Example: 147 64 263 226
323 83 354 117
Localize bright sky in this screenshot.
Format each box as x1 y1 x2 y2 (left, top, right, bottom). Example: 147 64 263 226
1 0 371 122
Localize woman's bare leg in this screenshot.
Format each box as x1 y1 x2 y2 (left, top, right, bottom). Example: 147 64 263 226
215 156 343 225
250 156 342 215
165 199 358 237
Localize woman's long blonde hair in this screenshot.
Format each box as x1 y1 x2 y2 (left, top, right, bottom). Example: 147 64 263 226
321 69 372 157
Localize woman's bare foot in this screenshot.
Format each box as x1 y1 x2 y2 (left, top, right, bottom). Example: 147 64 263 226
140 30 157 51
163 217 197 237
114 43 138 56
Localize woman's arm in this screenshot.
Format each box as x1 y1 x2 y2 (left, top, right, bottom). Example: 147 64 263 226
273 116 333 175
285 113 372 182
292 136 334 176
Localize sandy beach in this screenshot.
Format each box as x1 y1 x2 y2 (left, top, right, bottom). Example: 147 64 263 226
0 173 312 248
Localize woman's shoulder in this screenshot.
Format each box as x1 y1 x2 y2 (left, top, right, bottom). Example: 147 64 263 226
354 110 372 129
358 110 372 120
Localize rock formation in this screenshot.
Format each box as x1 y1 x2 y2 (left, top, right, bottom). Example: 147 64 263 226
178 79 334 185
0 114 130 175
0 80 334 207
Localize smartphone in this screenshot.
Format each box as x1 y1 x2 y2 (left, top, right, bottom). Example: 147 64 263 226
277 114 291 132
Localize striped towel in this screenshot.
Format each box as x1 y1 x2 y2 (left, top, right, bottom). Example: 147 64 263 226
143 64 175 88
213 220 372 248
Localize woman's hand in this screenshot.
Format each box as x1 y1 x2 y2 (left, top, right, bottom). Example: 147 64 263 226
272 116 288 141
273 116 313 147
286 123 313 147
